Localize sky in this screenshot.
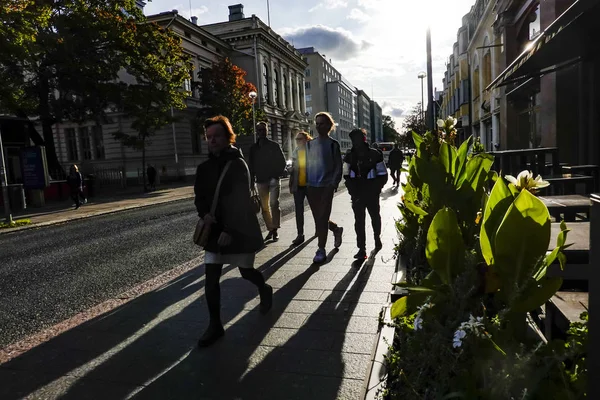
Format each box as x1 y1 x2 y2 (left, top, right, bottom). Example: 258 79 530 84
143 0 476 128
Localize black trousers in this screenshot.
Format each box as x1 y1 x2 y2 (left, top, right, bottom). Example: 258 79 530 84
351 193 381 250
293 186 308 235
390 168 401 184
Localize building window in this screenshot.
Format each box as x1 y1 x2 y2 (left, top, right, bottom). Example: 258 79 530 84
306 106 313 115
92 125 105 160
184 31 192 39
305 68 311 77
262 63 270 103
305 81 311 90
305 94 312 102
66 128 78 161
273 69 280 106
79 126 92 160
529 4 541 40
201 40 207 46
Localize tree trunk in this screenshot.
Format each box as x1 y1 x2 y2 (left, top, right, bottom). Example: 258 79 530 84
142 135 147 192
38 75 63 178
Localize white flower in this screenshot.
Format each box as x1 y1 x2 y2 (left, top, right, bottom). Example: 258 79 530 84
505 170 550 192
437 119 445 128
453 329 466 348
413 302 433 331
413 316 423 331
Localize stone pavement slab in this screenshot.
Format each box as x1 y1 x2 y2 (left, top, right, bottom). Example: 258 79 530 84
0 182 403 400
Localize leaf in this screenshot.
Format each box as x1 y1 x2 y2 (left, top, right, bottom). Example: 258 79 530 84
480 178 514 266
439 141 457 176
454 135 474 184
494 189 551 291
458 153 495 192
426 208 465 284
512 277 563 313
412 131 423 148
404 200 429 216
390 292 431 319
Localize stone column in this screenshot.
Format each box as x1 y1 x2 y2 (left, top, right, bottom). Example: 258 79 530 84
293 73 301 112
299 76 306 114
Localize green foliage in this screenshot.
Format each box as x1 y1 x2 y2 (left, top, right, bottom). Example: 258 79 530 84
397 130 493 284
0 0 189 175
197 58 259 136
0 218 31 229
386 125 586 398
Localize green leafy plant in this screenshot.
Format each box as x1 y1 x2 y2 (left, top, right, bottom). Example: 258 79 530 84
0 218 31 229
382 169 586 399
397 129 494 284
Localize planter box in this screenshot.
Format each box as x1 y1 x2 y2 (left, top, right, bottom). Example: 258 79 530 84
363 305 396 400
390 252 408 302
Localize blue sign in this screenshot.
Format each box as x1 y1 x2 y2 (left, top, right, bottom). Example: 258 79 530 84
20 146 49 190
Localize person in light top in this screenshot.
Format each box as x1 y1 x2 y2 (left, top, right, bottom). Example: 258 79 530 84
305 112 344 264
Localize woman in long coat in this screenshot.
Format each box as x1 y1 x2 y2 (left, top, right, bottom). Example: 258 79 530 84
194 115 272 347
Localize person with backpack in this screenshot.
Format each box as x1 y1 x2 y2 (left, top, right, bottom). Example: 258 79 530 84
306 112 344 264
343 128 389 259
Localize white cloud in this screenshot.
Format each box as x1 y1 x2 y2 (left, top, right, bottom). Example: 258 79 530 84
281 25 371 61
173 5 209 20
357 0 381 9
309 0 348 13
347 8 371 23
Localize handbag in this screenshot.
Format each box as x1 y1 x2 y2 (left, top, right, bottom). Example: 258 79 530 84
193 161 233 248
243 160 262 214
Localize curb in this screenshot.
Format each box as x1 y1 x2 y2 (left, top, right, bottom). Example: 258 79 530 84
0 194 195 235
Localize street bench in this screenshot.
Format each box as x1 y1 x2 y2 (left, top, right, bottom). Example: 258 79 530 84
544 291 588 340
541 194 591 222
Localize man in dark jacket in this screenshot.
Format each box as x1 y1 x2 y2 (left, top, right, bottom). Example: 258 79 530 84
249 122 287 241
388 143 404 186
344 128 388 259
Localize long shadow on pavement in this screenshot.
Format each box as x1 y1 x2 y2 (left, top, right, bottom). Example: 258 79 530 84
0 239 313 399
54 239 318 399
130 250 378 400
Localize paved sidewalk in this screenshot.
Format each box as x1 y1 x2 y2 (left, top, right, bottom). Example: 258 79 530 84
0 183 403 400
1 184 195 234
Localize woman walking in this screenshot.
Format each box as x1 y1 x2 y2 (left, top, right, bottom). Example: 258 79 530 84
288 131 312 246
194 115 273 347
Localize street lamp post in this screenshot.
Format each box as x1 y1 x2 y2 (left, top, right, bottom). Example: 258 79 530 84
418 71 426 127
249 91 257 143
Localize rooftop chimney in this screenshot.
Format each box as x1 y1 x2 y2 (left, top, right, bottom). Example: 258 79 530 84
228 4 244 21
191 16 198 25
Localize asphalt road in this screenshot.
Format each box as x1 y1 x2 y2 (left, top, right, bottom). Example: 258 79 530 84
0 191 302 348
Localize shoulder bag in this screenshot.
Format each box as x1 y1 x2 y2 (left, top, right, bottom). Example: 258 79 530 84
242 159 262 214
193 161 233 248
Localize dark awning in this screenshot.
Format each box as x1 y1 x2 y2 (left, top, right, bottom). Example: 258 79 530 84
487 0 600 90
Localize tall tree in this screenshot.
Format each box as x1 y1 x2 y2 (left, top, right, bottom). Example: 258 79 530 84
0 0 187 177
197 58 262 136
113 23 192 191
382 114 399 142
402 102 427 137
